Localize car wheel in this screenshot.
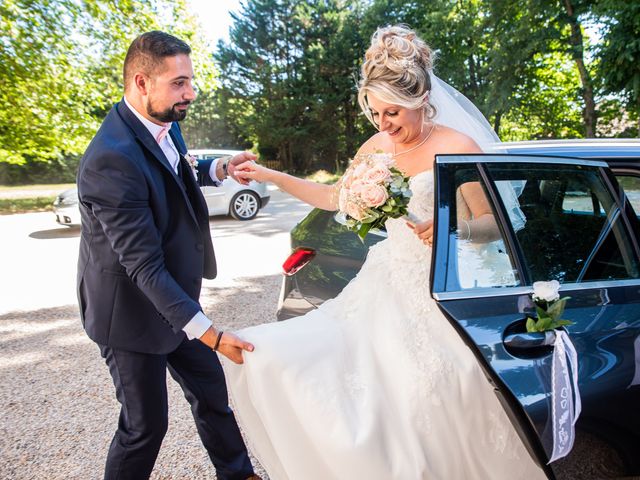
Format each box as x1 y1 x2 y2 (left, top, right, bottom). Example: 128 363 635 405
230 190 260 220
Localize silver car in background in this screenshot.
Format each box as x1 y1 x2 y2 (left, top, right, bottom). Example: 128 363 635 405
53 188 81 226
53 149 270 226
190 149 270 220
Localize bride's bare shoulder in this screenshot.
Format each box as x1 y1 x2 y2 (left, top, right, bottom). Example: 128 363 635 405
355 132 391 156
431 125 482 153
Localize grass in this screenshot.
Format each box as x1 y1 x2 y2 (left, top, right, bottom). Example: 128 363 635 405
0 183 75 194
0 183 75 214
305 169 341 184
0 196 56 214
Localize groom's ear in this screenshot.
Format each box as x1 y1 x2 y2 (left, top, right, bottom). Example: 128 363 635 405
133 73 150 96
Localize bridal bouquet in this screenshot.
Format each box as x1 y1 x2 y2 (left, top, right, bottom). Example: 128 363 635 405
338 152 412 240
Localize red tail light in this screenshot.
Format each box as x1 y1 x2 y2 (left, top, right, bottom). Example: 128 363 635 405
282 247 316 276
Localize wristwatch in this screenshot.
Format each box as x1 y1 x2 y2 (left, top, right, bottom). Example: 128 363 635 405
220 156 231 178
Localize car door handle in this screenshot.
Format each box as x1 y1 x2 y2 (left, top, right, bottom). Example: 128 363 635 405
503 331 556 349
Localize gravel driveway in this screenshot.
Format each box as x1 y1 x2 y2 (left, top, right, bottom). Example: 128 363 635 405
0 280 278 479
0 188 311 479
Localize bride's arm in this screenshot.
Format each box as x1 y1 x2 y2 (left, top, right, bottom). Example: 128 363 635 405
234 163 338 211
234 136 386 211
438 130 501 243
458 182 501 243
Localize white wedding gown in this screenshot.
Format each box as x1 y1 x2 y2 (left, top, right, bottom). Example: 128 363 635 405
222 170 546 480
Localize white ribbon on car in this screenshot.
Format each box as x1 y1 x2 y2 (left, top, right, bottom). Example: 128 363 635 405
548 330 582 463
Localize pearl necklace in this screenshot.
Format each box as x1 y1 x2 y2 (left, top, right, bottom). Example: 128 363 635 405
392 123 436 158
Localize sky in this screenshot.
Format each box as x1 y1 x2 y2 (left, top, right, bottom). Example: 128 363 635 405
188 0 243 49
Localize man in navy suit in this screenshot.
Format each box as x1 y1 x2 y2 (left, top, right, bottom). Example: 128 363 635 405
77 31 260 480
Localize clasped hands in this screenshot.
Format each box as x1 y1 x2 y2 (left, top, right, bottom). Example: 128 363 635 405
226 152 263 185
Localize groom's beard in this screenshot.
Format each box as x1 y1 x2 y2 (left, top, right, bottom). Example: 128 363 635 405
147 99 191 123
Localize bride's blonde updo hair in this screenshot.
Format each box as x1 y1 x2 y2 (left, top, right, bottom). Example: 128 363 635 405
358 25 436 127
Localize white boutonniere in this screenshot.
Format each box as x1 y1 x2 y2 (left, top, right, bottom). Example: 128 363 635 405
184 153 199 179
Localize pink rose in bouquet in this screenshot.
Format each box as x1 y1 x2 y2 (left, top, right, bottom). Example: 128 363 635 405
363 164 392 184
360 183 388 207
337 152 412 240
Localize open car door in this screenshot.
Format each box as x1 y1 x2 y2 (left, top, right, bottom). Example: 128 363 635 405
432 154 640 477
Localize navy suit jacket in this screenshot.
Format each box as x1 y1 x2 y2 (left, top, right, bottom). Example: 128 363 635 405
77 100 218 354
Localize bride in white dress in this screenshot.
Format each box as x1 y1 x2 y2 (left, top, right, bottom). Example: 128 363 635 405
224 26 547 480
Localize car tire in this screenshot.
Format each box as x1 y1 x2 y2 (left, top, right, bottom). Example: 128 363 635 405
230 190 260 220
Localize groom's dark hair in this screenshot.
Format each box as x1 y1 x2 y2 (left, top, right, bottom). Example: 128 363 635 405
123 31 191 90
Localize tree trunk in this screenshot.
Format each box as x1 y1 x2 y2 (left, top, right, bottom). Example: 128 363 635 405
493 110 502 138
343 100 355 171
563 0 596 137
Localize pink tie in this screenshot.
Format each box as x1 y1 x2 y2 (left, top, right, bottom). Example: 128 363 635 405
156 124 170 144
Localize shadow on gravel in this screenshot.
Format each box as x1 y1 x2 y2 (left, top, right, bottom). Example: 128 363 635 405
0 276 280 479
199 274 283 330
28 226 80 239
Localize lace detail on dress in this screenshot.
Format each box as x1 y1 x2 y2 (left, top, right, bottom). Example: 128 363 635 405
368 170 455 432
485 411 522 459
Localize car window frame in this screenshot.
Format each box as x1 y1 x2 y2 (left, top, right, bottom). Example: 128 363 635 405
432 154 640 301
612 167 640 217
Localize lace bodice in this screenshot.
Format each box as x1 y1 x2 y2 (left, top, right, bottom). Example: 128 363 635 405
383 169 434 263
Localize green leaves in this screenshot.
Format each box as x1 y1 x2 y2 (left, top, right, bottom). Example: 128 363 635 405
596 0 640 135
526 296 573 333
1 0 212 171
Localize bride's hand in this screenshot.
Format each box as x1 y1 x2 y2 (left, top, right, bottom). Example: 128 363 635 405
234 161 274 184
227 151 258 185
407 219 434 247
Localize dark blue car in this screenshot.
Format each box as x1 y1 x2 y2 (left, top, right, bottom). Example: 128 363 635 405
277 139 640 478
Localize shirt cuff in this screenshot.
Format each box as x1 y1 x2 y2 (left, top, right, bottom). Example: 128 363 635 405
183 311 212 340
209 158 223 185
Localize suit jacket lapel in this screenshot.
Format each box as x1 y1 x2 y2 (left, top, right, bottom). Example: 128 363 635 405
115 101 200 225
169 123 188 155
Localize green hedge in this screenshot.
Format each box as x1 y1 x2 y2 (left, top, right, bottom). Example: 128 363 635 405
0 157 79 186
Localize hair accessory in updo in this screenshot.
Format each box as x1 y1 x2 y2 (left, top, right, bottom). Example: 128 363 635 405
358 25 437 127
395 59 416 71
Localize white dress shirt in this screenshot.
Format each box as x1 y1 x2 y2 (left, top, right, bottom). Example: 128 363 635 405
123 97 216 340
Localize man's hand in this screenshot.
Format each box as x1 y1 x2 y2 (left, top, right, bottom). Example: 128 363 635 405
200 326 254 364
228 151 257 185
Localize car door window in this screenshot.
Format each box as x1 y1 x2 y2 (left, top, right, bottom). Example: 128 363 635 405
439 159 640 293
485 163 640 284
616 174 640 217
446 165 521 290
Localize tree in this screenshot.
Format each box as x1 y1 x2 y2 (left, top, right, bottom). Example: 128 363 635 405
215 0 369 172
0 0 99 165
596 0 640 137
500 51 584 140
0 0 214 184
557 0 598 137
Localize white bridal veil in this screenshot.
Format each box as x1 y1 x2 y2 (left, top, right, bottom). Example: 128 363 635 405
428 73 527 232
